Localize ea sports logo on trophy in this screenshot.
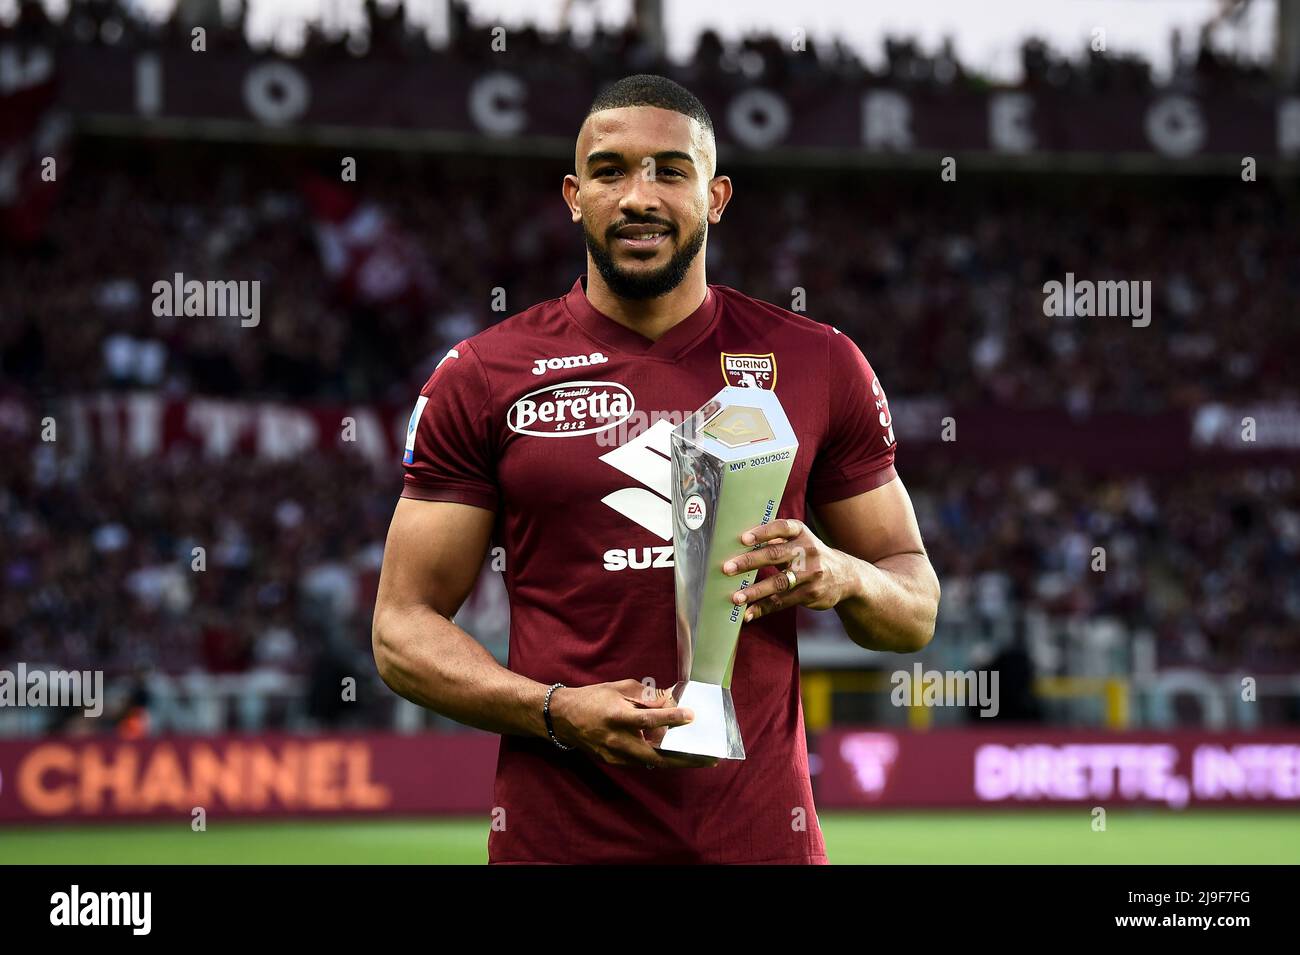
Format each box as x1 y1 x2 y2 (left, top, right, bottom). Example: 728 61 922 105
683 493 707 530
720 352 776 390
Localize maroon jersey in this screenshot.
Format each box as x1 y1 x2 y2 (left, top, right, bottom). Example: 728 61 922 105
402 275 897 864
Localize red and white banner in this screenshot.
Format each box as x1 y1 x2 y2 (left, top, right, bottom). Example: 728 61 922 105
815 729 1300 809
50 394 1300 471
10 43 1300 161
4 728 1299 824
0 732 497 823
59 393 410 467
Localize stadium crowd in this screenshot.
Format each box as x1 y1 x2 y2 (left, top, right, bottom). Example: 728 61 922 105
2 432 1296 721
2 3 1297 726
5 152 1296 414
0 0 1280 93
3 147 1299 718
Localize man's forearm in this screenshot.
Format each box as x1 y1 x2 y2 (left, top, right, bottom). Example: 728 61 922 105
832 551 940 653
373 605 551 739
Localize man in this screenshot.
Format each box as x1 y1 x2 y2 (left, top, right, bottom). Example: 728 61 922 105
373 74 940 864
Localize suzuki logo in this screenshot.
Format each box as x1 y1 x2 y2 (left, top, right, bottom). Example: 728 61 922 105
598 418 675 541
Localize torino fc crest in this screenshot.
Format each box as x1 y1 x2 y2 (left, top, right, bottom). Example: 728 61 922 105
720 352 777 390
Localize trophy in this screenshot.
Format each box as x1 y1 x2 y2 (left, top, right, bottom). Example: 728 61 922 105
656 386 799 760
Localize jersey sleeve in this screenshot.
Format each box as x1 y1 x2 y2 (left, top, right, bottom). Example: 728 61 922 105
400 341 499 511
806 328 898 507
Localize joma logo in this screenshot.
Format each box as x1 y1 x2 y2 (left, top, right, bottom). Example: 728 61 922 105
532 352 609 375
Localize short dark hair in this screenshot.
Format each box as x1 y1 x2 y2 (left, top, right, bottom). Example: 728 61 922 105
587 75 717 178
586 74 714 140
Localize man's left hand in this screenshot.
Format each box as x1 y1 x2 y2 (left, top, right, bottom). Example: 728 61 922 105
721 518 854 623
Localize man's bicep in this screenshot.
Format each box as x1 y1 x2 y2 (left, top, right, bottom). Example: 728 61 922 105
808 476 925 565
376 497 495 620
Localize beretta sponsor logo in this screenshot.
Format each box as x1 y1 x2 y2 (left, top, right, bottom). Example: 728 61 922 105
507 380 635 438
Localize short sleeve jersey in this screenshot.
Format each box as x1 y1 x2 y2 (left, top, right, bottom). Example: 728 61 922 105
403 276 897 864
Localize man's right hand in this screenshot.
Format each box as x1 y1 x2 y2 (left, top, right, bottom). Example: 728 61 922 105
548 679 720 769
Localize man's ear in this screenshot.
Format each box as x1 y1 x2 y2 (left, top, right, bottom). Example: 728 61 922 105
707 175 733 224
562 173 582 223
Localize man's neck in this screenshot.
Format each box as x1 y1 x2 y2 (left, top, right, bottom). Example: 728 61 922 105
583 261 708 344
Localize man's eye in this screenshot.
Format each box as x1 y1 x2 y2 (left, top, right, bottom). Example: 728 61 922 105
658 167 686 178
595 168 622 178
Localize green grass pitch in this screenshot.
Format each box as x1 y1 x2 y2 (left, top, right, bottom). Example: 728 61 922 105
2 811 1298 864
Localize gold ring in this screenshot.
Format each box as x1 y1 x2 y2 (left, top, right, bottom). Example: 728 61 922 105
784 569 798 588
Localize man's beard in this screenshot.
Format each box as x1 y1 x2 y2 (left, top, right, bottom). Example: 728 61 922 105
584 218 707 301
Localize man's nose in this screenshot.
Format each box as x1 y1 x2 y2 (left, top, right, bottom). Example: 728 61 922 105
619 168 660 213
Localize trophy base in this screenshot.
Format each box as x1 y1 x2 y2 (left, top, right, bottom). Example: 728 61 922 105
656 681 746 761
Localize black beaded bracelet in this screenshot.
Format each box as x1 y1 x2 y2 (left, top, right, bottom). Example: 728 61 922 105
543 683 572 751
